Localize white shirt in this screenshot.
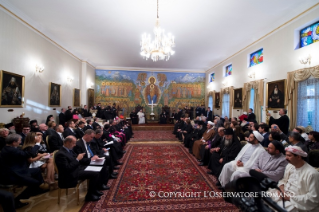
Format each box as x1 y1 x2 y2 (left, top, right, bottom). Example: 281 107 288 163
57 132 63 140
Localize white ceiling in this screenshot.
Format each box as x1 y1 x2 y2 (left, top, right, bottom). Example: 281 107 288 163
2 0 319 71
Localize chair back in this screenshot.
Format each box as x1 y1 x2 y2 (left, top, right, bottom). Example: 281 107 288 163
45 135 51 153
52 150 59 174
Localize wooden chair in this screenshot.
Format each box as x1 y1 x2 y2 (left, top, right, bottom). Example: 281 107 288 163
45 135 51 153
52 150 87 205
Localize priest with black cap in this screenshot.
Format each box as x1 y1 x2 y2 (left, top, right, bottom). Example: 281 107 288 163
207 128 241 177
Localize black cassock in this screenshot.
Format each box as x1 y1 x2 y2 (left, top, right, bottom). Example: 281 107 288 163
130 112 138 124
207 137 242 177
160 113 167 124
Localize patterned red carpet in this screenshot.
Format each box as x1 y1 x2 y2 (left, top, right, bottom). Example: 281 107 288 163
80 143 238 212
130 130 178 142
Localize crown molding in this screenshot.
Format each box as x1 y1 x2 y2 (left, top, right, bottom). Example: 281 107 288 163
95 66 206 73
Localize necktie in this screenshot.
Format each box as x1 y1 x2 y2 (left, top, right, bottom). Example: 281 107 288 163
60 134 64 140
87 143 94 158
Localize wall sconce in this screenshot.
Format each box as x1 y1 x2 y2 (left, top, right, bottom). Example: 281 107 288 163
248 71 255 79
90 82 94 88
222 80 228 87
35 65 44 73
299 55 311 65
67 76 73 83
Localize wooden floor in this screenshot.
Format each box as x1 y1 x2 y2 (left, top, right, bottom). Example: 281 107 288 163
0 183 88 212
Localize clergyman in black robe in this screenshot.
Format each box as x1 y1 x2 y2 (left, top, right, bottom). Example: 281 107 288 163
268 84 284 108
130 110 138 125
160 111 167 124
207 129 242 177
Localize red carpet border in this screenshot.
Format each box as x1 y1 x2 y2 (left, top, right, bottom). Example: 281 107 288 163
80 143 239 212
129 130 178 142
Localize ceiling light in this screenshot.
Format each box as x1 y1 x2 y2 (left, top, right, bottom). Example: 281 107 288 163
140 0 175 62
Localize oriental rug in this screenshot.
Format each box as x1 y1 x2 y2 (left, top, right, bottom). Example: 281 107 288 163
129 130 178 142
80 143 238 212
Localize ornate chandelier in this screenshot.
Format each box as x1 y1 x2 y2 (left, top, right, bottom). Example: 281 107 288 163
140 0 175 62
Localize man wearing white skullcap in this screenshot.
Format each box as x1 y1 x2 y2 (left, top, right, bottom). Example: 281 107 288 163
218 131 265 187
268 146 319 212
192 121 215 160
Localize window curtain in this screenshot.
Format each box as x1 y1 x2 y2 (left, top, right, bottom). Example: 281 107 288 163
222 93 230 117
286 65 319 130
297 77 319 130
220 86 234 118
243 80 264 123
207 91 214 109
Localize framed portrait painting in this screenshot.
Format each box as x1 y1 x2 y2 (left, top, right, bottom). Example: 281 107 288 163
87 88 94 109
233 88 243 109
214 92 220 108
49 82 61 107
73 88 81 107
266 79 286 110
0 70 25 108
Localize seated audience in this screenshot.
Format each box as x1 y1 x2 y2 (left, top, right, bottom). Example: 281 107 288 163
218 131 265 188
267 109 289 135
305 131 319 151
258 124 270 147
0 134 49 209
268 146 319 211
55 136 108 201
19 125 31 145
23 132 55 184
75 121 86 139
192 121 215 160
0 128 9 150
288 132 308 153
63 120 77 138
207 128 241 177
48 124 64 152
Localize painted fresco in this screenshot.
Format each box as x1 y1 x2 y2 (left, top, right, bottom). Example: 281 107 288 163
95 70 205 116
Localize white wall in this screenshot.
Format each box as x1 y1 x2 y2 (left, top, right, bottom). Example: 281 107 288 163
206 6 319 121
0 9 93 124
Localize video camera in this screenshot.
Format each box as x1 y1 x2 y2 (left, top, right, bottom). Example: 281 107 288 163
223 170 287 212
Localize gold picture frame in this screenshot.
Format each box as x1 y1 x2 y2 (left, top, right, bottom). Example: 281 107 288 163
266 79 286 110
73 88 81 107
0 70 25 108
48 82 61 107
233 88 243 109
214 92 220 109
87 88 94 109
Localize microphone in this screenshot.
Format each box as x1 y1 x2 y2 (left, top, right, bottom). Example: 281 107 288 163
249 169 279 190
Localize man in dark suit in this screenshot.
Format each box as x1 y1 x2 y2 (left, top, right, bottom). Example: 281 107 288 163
64 106 73 122
96 103 102 118
205 107 213 122
82 105 92 117
258 124 270 147
75 121 86 139
55 135 106 201
63 120 77 138
92 118 101 130
247 108 256 123
73 129 117 180
201 105 206 116
85 120 94 131
48 124 64 152
19 125 31 145
0 134 48 208
195 105 201 117
59 108 66 127
267 108 290 135
39 123 49 142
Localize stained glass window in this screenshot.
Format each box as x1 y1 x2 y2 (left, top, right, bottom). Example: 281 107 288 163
225 64 232 77
250 48 263 67
300 21 319 48
210 73 215 82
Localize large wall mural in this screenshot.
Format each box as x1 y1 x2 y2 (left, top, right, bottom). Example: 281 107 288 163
95 70 206 116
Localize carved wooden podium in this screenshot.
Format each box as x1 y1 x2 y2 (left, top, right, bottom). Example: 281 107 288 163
12 118 30 133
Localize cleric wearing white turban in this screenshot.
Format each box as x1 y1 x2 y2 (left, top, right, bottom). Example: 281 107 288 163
268 146 319 212
218 131 266 187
